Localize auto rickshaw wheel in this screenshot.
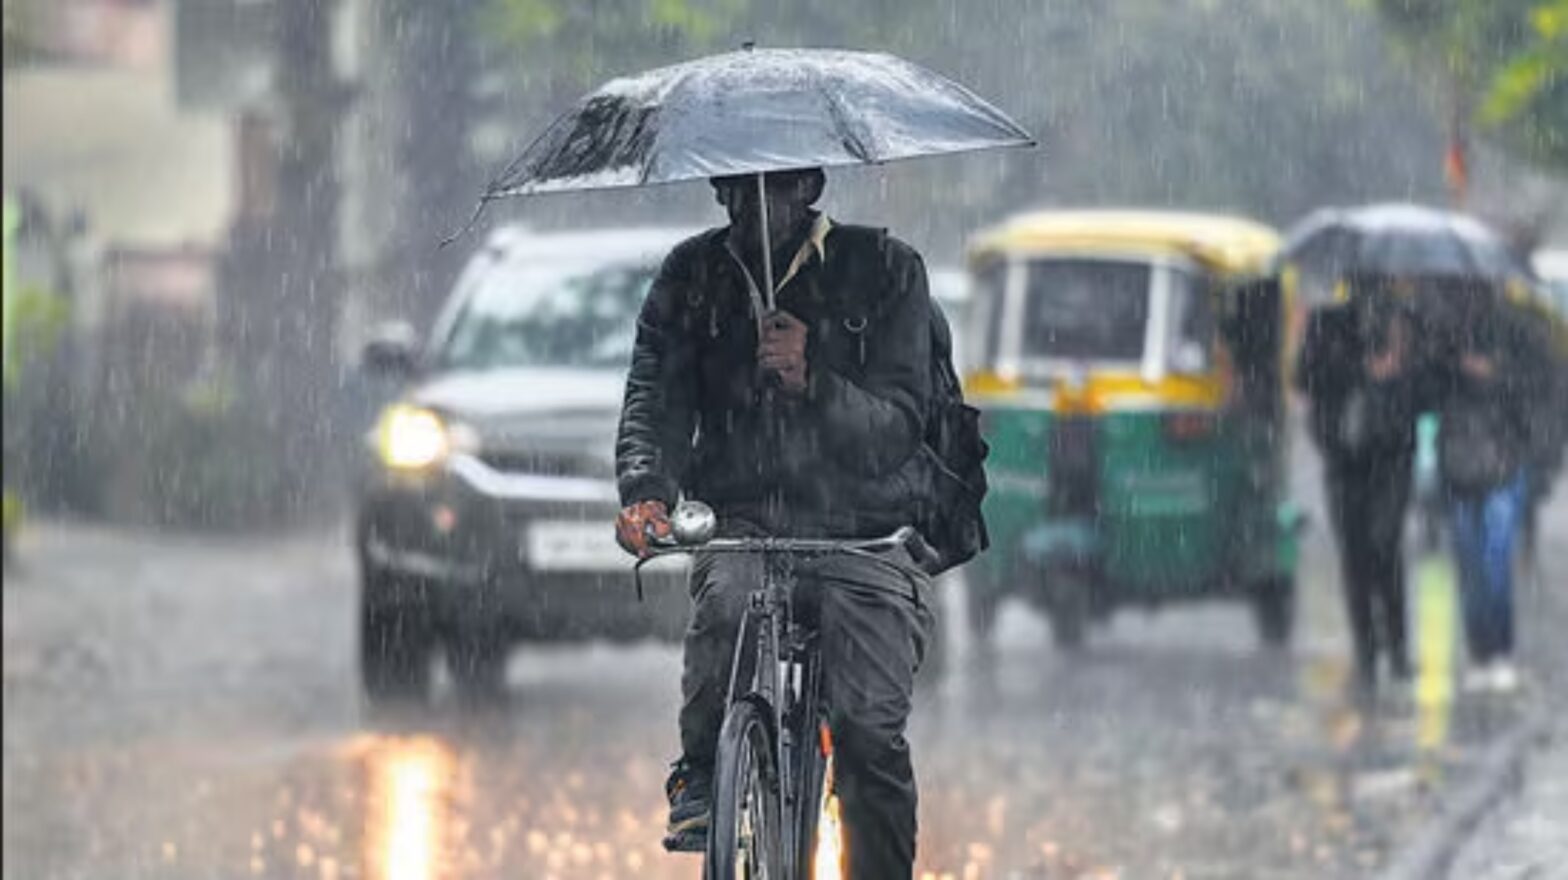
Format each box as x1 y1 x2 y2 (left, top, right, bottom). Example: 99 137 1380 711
1251 575 1295 648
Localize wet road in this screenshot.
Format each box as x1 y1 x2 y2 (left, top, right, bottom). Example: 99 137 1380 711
5 474 1562 879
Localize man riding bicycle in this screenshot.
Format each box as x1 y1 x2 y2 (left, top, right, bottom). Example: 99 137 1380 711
615 167 937 878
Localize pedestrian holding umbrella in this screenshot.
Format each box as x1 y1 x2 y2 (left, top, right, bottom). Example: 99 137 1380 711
1281 202 1549 701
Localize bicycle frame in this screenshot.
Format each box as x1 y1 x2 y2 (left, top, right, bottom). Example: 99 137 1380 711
736 552 835 878
689 547 819 877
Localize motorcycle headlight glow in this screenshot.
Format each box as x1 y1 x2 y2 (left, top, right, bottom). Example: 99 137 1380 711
376 404 451 470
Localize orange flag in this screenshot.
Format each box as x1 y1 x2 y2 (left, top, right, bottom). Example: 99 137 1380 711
1444 136 1469 205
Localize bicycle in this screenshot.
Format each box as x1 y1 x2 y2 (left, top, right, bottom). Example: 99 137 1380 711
634 502 937 880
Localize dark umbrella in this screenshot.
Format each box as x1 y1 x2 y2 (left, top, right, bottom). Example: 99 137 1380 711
476 47 1034 305
1279 203 1531 303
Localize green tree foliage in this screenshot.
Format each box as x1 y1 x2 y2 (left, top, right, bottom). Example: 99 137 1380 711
1 286 68 391
1482 0 1568 169
1375 0 1567 170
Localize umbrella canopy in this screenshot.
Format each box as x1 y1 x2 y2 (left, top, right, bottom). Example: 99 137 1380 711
485 47 1035 198
1279 203 1531 289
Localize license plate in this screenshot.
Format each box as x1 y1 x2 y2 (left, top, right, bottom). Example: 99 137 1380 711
526 520 628 572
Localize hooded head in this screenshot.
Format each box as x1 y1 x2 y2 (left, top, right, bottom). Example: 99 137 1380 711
710 168 826 256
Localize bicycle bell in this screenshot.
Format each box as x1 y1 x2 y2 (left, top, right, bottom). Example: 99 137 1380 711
671 500 717 545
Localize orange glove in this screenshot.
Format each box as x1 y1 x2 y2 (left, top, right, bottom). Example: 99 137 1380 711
759 310 809 395
615 500 672 558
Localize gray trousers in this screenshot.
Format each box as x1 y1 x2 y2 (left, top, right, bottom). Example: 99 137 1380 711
680 548 935 879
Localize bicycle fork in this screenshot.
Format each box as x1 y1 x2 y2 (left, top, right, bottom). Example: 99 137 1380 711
722 559 836 878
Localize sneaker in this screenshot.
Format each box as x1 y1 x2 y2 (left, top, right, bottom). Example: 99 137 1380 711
662 761 711 853
1490 661 1521 694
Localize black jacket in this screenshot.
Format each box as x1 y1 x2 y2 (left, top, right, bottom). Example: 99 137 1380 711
1436 300 1550 494
615 219 932 537
1295 305 1422 464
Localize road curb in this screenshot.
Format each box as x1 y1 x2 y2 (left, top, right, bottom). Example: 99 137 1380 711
1374 708 1551 880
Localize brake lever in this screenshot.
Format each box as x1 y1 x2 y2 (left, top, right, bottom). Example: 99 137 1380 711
630 535 685 602
631 555 649 602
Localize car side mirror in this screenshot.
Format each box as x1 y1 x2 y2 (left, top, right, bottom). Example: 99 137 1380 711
360 321 421 380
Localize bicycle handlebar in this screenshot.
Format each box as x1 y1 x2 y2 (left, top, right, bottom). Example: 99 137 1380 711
628 524 940 602
638 524 939 569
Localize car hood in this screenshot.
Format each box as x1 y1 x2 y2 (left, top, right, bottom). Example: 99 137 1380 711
412 368 623 417
409 368 625 461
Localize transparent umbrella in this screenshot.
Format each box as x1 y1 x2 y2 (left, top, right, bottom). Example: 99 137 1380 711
473 46 1035 303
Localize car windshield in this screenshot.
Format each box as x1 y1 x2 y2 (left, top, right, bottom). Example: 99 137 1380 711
1022 258 1150 361
438 260 654 371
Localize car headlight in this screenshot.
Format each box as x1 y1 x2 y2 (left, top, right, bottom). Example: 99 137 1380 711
375 404 462 470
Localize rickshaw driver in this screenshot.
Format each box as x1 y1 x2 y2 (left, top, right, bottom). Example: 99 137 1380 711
614 167 939 878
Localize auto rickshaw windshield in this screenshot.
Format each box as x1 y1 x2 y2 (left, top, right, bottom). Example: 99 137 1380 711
1022 259 1149 361
976 255 1214 376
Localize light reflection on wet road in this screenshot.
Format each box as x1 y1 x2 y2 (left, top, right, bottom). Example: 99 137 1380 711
4 488 1557 879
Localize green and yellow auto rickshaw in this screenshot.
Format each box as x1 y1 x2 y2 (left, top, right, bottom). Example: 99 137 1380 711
963 210 1303 648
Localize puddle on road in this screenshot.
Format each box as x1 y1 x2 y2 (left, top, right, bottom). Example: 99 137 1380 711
221 725 681 880
356 736 456 880
1295 552 1459 759
4 554 1488 880
1273 553 1463 874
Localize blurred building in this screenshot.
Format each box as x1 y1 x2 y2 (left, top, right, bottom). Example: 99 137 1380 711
2 0 235 517
3 0 231 341
168 0 390 364
4 0 164 69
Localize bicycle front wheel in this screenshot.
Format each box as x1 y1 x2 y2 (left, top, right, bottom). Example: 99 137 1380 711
706 700 783 880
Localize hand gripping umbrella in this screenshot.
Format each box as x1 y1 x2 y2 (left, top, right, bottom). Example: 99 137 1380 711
470 47 1035 305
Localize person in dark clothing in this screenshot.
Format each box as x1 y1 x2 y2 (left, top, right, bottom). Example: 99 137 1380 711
613 168 937 877
1437 288 1550 692
1295 278 1423 694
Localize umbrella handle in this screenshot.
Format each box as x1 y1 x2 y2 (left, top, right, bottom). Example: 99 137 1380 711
757 172 776 313
754 173 783 525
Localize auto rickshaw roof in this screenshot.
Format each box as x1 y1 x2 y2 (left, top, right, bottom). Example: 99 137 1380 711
968 210 1282 275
